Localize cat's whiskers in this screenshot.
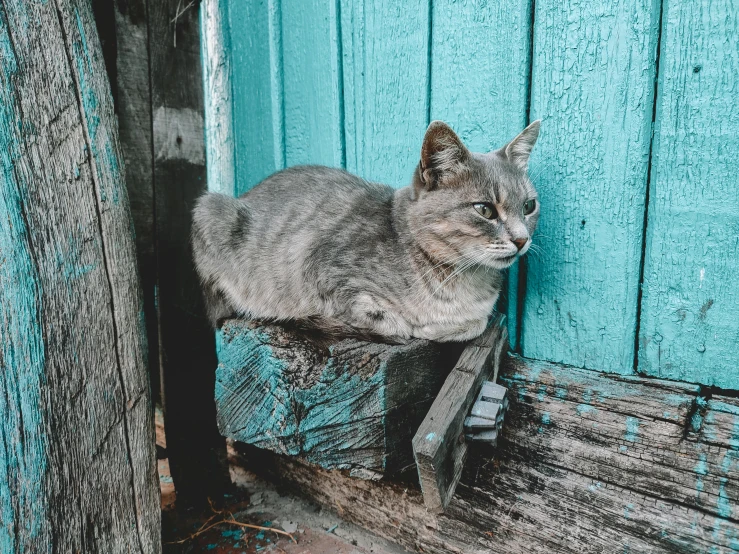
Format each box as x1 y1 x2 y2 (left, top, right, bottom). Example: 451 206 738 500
429 249 491 298
409 251 469 292
408 246 487 304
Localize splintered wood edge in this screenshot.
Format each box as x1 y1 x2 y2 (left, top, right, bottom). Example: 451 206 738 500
412 315 508 512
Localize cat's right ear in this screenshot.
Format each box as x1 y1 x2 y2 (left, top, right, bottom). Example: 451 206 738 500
414 121 471 196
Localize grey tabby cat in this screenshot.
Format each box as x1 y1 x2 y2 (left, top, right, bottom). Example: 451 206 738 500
192 120 540 342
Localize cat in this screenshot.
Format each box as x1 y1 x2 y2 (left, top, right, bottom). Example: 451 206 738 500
192 120 540 343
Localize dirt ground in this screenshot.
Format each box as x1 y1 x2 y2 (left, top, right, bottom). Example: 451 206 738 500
157 410 406 554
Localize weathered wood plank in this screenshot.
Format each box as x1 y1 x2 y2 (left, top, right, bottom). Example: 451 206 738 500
413 316 507 512
638 0 739 388
225 0 284 194
109 0 161 404
282 0 343 168
201 0 235 196
216 320 463 476
340 0 429 187
150 0 230 504
0 0 159 551
522 0 661 373
233 356 739 553
429 0 533 350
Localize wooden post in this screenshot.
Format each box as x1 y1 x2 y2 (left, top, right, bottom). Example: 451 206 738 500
0 1 160 552
149 0 230 504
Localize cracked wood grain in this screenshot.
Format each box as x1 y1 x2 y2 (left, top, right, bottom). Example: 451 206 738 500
0 0 159 551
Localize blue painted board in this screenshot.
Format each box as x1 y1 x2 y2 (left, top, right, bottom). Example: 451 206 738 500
282 0 343 167
429 0 533 349
638 0 739 388
340 0 430 187
523 0 661 373
227 0 284 194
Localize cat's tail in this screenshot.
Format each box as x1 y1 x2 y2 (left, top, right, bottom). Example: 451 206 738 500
191 193 251 327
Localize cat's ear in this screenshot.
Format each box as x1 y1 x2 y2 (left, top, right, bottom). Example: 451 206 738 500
502 120 541 171
416 121 471 192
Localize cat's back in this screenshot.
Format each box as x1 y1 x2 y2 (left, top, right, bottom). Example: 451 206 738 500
243 165 392 213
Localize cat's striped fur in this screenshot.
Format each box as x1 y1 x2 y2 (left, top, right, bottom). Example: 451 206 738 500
192 120 540 342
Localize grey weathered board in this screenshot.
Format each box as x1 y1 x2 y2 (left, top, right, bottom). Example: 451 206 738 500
233 355 739 553
149 0 230 503
0 0 160 552
110 0 161 402
413 315 507 512
215 319 465 476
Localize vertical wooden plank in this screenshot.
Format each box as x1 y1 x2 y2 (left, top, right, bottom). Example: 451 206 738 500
638 0 739 388
281 0 343 167
340 0 429 188
0 0 159 550
522 0 661 373
201 0 235 196
110 0 161 404
430 0 533 350
227 0 283 194
150 0 230 504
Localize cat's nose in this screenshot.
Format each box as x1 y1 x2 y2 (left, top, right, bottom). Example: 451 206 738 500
512 238 528 251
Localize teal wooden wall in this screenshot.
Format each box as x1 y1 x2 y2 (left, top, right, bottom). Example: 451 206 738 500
202 0 739 389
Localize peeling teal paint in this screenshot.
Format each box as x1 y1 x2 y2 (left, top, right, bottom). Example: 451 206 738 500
695 453 707 497
0 6 49 546
576 404 596 416
718 478 732 519
72 8 121 204
57 236 98 281
624 417 639 443
623 503 634 519
216 324 394 470
541 412 551 425
536 384 547 402
692 397 708 433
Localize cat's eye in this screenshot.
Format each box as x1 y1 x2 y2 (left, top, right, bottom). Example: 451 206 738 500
473 202 498 220
523 199 537 216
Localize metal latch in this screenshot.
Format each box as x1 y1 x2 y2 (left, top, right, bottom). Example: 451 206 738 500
464 381 508 446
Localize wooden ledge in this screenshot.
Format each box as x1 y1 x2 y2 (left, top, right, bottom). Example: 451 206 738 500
230 355 739 553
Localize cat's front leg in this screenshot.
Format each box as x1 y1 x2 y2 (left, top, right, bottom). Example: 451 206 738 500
415 317 489 343
348 294 414 340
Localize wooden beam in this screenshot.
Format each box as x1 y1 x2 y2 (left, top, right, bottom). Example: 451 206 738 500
216 319 464 476
0 0 159 551
107 0 161 404
412 315 507 512
234 356 739 553
149 0 230 504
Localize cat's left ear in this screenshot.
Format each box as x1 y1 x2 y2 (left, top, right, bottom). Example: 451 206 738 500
416 121 471 193
502 120 541 171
